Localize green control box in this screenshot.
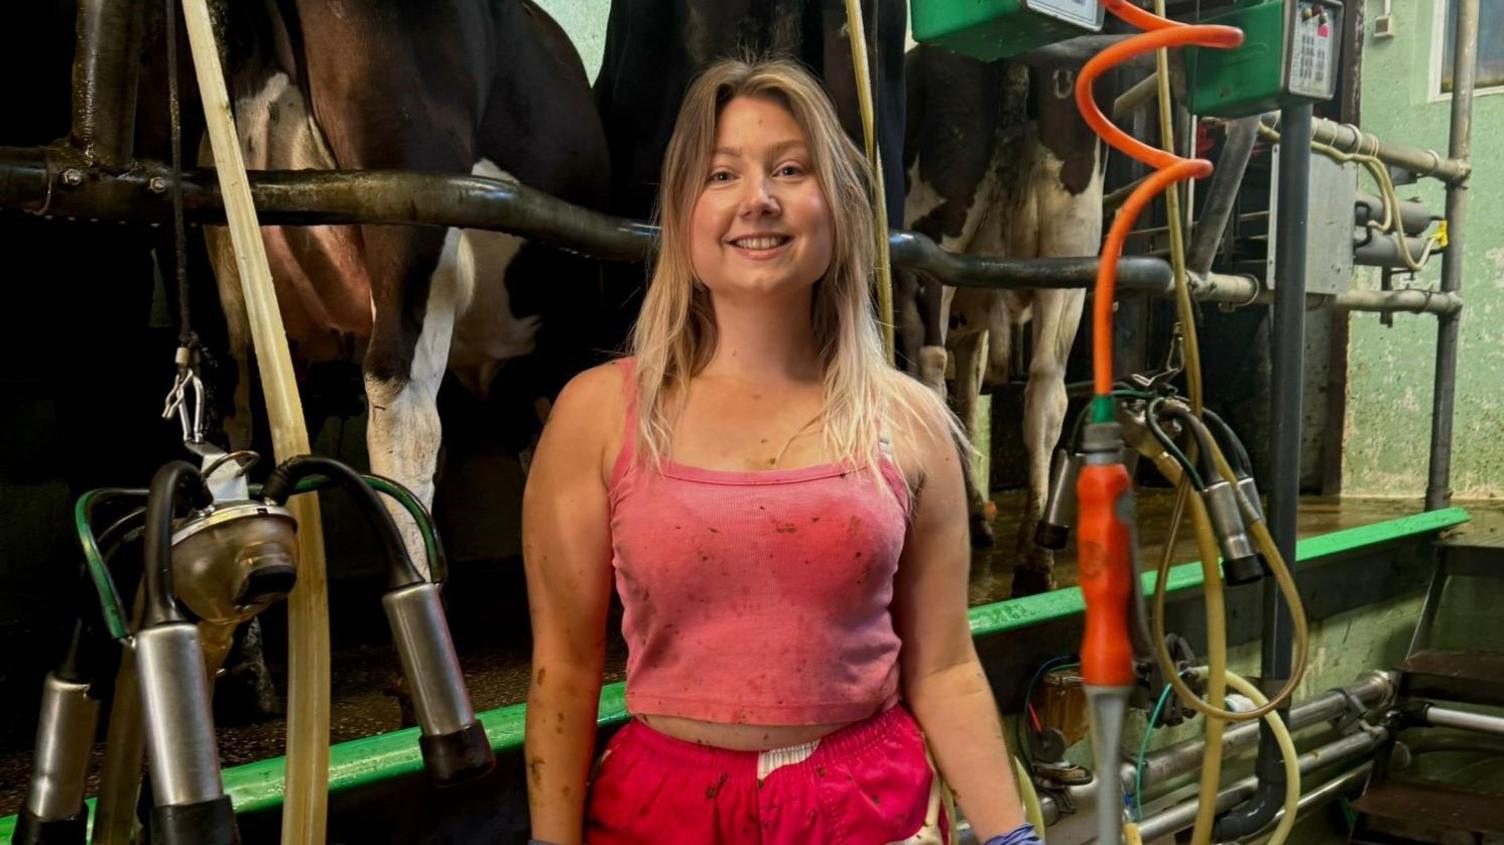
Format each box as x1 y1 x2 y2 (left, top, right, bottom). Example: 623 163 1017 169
1187 0 1343 117
912 0 1104 62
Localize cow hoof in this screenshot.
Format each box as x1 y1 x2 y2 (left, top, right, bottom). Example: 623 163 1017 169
918 345 948 393
970 512 996 548
387 671 419 729
213 662 284 726
1010 567 1055 598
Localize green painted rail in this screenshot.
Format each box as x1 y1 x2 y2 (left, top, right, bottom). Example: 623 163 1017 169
0 507 1468 837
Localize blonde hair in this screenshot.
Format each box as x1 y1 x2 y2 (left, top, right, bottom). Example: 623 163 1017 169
629 57 955 478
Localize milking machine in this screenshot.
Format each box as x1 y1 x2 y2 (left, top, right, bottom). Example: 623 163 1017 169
909 0 1340 842
15 445 492 844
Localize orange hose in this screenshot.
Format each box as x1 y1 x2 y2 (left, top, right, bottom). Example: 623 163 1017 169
1076 2 1243 399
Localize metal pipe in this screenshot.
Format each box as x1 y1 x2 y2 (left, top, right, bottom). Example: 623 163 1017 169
1259 760 1375 832
1126 672 1394 792
1113 72 1161 120
69 0 144 166
1141 728 1385 841
890 234 1172 291
1017 35 1154 69
1104 174 1149 211
1353 234 1442 268
1215 101 1314 843
1334 288 1461 315
1261 114 1468 185
1187 117 1261 276
0 147 1174 294
1422 705 1504 737
1426 0 1478 510
1142 760 1374 843
1355 190 1434 236
992 720 1385 844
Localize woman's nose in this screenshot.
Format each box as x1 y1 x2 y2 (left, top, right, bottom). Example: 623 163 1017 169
737 175 780 217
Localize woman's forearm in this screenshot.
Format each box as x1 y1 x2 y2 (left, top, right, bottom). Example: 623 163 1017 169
525 660 606 845
908 659 1025 839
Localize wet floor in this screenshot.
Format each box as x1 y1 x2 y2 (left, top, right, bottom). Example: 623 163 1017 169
0 493 1497 817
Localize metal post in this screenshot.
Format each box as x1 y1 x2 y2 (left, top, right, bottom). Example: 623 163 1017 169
1266 102 1311 697
1425 0 1478 510
1214 101 1312 841
69 0 144 166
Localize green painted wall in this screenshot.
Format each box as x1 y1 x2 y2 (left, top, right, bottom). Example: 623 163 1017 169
532 0 609 82
1345 0 1504 498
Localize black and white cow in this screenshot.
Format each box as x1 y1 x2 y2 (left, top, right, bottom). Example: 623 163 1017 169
901 46 1104 596
204 0 613 567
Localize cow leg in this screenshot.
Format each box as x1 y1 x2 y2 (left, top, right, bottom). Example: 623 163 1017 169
1010 288 1083 596
895 269 925 373
203 227 254 452
949 327 996 549
364 228 463 579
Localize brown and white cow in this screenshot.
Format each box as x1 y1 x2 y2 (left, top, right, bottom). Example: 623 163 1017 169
204 0 613 569
901 47 1103 596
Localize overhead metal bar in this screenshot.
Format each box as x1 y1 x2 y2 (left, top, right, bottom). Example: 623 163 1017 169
0 145 1173 294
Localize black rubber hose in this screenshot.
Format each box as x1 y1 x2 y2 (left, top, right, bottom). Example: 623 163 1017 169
58 507 145 683
1201 409 1254 477
142 462 210 628
1164 406 1223 482
261 455 423 587
1212 728 1287 840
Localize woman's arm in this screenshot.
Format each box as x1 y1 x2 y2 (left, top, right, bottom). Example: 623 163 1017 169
890 381 1026 841
522 365 621 845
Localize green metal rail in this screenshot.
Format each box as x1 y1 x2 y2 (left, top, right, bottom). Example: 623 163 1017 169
0 507 1468 838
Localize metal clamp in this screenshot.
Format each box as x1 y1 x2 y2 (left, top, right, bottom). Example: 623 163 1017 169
1328 687 1376 736
161 348 205 446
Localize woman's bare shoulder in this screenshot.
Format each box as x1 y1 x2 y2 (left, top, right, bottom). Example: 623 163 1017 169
537 359 631 471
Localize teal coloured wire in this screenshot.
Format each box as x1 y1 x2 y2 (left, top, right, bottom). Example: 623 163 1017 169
1134 683 1176 821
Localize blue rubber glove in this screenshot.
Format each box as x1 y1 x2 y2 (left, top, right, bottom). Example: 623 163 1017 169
984 822 1043 845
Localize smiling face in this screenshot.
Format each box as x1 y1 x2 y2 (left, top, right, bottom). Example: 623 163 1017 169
688 95 835 303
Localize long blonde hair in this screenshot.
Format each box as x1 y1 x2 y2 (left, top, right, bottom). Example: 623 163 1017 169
629 57 949 476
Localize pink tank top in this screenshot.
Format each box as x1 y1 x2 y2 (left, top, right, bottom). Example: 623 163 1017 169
607 359 911 725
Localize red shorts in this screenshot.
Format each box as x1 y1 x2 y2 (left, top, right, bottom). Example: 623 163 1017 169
585 705 950 845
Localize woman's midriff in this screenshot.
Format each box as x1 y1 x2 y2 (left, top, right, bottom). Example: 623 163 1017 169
635 706 884 751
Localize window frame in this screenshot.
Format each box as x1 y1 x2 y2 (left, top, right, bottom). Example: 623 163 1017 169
1428 0 1504 103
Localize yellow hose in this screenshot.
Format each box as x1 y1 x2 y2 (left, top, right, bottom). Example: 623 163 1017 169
179 2 332 842
842 0 896 363
1143 11 1227 841
1014 756 1046 837
92 592 146 845
1151 413 1312 722
1223 671 1301 845
1172 493 1228 845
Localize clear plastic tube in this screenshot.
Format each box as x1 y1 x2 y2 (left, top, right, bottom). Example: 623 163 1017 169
179 2 332 840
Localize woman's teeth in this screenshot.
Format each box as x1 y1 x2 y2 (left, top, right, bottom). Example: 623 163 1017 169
732 236 790 249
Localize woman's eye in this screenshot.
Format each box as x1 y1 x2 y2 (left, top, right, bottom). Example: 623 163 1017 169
708 170 733 183
777 164 804 177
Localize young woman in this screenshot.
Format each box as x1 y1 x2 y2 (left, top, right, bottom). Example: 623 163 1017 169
522 57 1036 845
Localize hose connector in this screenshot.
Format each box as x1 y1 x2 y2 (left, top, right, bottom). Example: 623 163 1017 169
383 582 495 786
14 672 101 845
1036 449 1082 550
1201 480 1265 586
136 623 239 844
1237 476 1265 524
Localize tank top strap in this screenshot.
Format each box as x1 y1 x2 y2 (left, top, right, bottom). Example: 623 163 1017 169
874 424 912 517
608 357 639 490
